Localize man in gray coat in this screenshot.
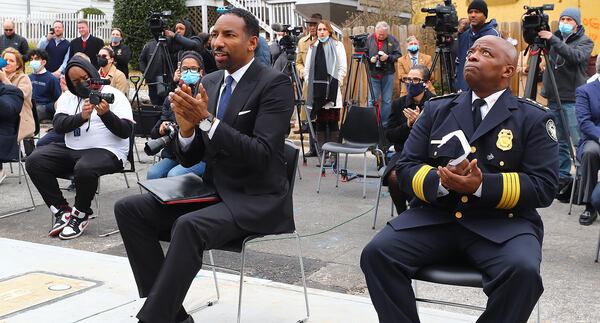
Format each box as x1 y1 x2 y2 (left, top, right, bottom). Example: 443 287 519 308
538 7 593 202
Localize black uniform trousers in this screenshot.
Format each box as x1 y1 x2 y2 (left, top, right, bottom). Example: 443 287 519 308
360 223 543 323
115 193 252 323
25 143 123 214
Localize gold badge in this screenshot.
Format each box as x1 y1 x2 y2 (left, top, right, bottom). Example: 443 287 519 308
496 129 513 151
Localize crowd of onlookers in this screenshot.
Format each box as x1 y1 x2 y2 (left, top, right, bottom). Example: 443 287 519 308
1 0 599 238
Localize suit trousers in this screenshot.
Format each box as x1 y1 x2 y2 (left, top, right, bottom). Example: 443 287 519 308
115 193 252 323
25 143 123 214
577 140 600 205
360 223 543 323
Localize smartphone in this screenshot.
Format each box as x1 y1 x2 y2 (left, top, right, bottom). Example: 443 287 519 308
50 28 55 34
177 61 182 71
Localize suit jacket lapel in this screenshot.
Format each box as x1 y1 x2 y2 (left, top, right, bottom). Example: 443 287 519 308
450 91 475 138
470 90 515 144
206 70 224 116
222 61 261 125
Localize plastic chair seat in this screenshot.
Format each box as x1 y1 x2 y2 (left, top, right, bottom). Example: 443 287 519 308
321 142 370 154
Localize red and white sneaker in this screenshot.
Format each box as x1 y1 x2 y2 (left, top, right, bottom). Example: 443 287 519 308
49 206 72 237
59 208 90 240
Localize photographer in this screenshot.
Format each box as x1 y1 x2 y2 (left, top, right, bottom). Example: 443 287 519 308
367 21 401 127
454 0 500 91
146 51 206 179
538 7 593 201
139 38 167 105
164 20 203 68
25 54 134 240
270 29 288 72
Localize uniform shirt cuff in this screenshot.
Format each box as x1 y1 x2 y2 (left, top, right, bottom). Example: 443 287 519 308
207 118 220 139
438 181 449 197
473 182 483 197
178 131 196 152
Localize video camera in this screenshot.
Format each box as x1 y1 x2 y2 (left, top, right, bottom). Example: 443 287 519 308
349 33 369 53
272 23 303 55
522 4 554 45
421 0 458 46
147 10 172 39
144 122 177 156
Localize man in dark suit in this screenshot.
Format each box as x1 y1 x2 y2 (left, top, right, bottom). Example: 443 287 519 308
114 8 294 323
68 19 105 69
361 36 558 323
574 58 600 225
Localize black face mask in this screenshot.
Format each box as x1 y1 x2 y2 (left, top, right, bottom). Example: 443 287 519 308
75 82 91 98
98 57 109 67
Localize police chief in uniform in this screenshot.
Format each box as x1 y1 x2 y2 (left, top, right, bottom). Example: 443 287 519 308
360 36 558 323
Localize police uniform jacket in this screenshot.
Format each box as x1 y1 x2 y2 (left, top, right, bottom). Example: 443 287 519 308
393 90 559 244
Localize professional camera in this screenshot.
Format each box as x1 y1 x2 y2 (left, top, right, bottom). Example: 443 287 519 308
349 33 369 53
421 0 458 46
522 4 554 45
89 91 115 105
272 23 303 55
144 122 177 156
147 10 172 39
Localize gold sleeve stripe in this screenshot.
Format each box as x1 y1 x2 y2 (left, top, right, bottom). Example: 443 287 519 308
496 172 520 209
412 165 433 202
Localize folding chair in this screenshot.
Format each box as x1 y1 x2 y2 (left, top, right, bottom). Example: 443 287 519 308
316 105 385 198
192 141 310 323
1 117 36 219
132 105 162 163
372 165 395 229
413 264 540 322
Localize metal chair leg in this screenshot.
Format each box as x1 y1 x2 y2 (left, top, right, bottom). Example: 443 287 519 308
135 171 143 194
189 250 220 314
362 152 367 198
316 151 326 193
296 160 302 180
237 242 247 323
372 176 383 229
294 232 310 322
0 160 36 219
335 153 340 188
536 299 541 323
595 225 600 263
123 172 130 188
568 165 578 215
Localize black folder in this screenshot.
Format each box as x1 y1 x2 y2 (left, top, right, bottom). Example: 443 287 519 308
138 173 219 205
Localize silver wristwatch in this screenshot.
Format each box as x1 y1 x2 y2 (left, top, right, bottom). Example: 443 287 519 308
199 114 215 132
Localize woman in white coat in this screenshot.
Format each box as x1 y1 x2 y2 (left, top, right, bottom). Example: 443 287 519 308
304 20 347 164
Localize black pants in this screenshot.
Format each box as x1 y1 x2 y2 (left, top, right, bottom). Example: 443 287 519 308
25 143 123 214
360 223 543 323
115 193 252 323
577 140 600 206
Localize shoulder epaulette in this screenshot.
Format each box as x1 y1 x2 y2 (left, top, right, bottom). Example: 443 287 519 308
518 97 548 110
429 92 460 101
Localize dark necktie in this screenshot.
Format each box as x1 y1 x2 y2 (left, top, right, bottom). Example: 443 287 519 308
411 57 417 66
472 98 486 129
217 75 234 120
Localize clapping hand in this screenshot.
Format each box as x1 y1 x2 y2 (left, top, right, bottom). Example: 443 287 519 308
437 159 482 194
403 106 421 128
169 84 209 138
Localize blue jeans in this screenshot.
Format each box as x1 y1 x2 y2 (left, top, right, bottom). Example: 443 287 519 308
548 101 579 179
146 158 206 180
37 129 65 147
369 74 394 128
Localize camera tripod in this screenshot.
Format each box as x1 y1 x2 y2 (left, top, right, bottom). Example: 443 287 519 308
282 51 320 164
130 35 175 109
523 38 577 204
429 35 456 94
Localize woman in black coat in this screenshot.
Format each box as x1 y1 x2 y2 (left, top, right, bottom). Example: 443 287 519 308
383 64 435 212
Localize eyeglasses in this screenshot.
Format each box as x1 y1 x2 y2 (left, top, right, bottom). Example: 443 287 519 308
4 29 13 32
401 77 425 84
181 66 200 73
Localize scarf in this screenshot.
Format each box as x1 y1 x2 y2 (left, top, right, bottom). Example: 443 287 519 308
306 38 340 112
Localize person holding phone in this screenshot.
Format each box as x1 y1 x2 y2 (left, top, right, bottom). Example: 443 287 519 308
37 20 70 78
382 64 435 213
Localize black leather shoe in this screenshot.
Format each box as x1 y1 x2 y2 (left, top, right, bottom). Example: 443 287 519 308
579 210 598 226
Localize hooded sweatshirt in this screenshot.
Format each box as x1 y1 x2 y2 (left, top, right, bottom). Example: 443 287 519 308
541 26 594 102
454 19 501 91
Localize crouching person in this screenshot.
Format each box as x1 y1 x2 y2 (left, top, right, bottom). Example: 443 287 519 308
26 54 133 239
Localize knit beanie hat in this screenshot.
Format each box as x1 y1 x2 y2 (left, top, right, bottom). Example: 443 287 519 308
468 0 488 17
560 7 581 26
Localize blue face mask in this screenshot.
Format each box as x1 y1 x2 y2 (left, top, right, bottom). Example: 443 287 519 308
318 36 329 43
559 23 574 36
111 36 122 43
29 60 42 73
407 44 419 53
181 70 201 85
407 82 426 98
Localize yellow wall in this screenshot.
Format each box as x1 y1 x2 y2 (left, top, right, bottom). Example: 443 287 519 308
413 0 599 55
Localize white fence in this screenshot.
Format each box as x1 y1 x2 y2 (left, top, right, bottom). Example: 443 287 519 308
0 12 113 44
